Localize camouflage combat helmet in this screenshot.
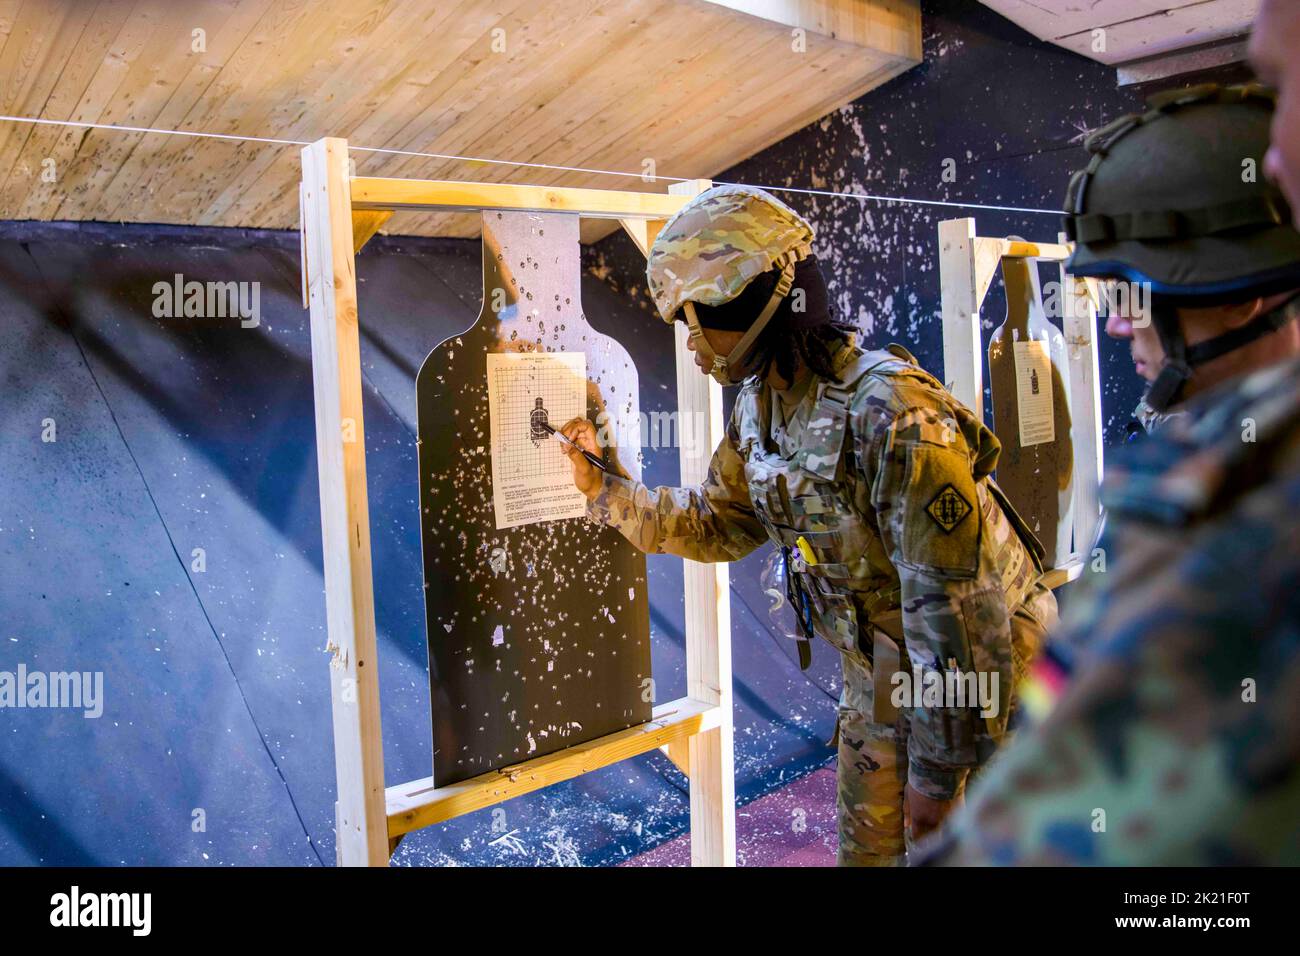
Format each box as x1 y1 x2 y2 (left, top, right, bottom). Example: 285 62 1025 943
1063 83 1300 410
647 184 814 384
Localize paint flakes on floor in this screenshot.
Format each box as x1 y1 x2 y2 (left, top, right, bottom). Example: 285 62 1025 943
621 767 837 867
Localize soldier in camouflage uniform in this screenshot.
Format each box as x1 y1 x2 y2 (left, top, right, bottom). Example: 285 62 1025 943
919 85 1300 865
560 185 1057 865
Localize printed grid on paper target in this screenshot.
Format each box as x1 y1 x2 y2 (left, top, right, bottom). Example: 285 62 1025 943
493 363 583 479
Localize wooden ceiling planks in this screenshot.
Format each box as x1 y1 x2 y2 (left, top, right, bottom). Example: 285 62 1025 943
0 0 921 239
978 0 1257 67
201 0 479 224
1050 0 1257 65
0 0 132 218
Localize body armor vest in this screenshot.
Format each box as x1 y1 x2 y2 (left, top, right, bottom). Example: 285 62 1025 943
735 346 1043 666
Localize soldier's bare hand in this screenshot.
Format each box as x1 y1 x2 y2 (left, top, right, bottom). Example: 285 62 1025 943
904 783 955 842
560 417 603 500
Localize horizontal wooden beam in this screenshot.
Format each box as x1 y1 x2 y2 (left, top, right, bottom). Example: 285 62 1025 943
1041 558 1085 590
351 177 689 220
993 238 1072 261
977 239 1071 265
386 697 722 838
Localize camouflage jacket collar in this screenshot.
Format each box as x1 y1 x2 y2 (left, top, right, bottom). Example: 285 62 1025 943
1103 355 1300 525
772 366 816 413
1132 395 1190 435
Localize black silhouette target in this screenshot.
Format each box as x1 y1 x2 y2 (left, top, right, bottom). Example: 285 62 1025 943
414 210 651 787
530 398 549 443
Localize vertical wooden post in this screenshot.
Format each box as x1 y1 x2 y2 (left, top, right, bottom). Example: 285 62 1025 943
938 217 985 418
622 213 684 778
301 137 388 866
667 178 735 867
1058 236 1105 557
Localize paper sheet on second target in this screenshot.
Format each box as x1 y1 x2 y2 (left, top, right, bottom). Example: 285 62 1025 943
486 351 589 529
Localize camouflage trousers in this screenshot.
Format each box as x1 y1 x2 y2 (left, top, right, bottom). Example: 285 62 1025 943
834 582 1056 866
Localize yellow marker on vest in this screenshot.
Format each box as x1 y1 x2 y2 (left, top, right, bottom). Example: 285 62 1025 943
795 536 818 566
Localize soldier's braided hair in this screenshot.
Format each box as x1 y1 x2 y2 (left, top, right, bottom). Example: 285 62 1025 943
747 317 858 383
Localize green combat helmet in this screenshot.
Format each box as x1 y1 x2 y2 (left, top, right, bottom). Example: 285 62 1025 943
647 184 814 385
1063 83 1300 411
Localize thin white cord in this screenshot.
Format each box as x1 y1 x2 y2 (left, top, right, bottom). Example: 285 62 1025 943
0 113 1063 216
712 179 1060 216
0 113 312 147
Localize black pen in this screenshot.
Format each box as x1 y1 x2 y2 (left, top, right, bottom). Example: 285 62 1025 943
540 421 609 473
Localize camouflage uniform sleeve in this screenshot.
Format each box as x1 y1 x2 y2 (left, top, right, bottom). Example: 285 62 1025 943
586 410 766 563
864 401 1014 801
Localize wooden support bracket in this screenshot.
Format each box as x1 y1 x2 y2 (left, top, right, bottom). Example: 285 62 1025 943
351 209 393 254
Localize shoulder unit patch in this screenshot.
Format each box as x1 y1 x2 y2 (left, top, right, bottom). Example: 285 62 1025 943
926 484 972 533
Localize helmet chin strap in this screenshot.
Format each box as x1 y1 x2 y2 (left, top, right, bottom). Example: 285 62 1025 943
1145 301 1192 413
682 255 799 386
1145 291 1300 412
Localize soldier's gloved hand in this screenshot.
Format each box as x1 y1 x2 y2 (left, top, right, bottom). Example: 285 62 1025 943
560 418 604 500
904 782 956 842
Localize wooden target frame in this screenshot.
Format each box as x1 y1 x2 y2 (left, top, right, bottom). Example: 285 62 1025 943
937 217 1105 588
299 136 733 866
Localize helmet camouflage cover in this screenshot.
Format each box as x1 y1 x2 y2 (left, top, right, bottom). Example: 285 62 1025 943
647 184 815 323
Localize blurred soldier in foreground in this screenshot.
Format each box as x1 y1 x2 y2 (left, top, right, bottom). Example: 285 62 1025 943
561 185 1055 865
1085 85 1300 437
920 84 1300 865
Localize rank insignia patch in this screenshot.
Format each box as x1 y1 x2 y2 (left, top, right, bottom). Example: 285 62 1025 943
926 484 972 533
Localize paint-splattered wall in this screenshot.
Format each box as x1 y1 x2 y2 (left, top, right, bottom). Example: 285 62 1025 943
583 0 1242 448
